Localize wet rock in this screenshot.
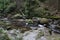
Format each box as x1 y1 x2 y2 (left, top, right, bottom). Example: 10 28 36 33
38 24 44 28
11 19 26 27
32 17 40 22
40 36 47 40
49 24 60 34
32 17 41 24
19 27 31 33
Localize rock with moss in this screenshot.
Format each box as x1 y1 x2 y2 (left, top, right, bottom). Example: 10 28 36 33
40 18 49 24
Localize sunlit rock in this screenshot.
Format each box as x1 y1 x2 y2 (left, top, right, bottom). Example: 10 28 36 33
40 18 49 24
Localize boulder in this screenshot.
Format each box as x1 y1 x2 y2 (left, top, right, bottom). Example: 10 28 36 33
40 18 49 24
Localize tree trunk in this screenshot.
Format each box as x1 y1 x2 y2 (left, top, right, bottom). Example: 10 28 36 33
15 0 24 10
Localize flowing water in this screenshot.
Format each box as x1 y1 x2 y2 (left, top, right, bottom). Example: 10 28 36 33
0 26 48 40
0 18 60 40
0 24 60 40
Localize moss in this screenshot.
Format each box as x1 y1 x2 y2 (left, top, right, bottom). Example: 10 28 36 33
42 16 60 19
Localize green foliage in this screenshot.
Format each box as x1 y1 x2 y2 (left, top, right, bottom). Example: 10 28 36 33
21 0 49 18
0 0 59 18
0 0 16 17
0 0 4 10
0 28 10 40
39 0 46 2
0 0 9 11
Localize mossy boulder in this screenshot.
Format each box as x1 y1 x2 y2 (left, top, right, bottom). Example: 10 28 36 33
40 18 49 24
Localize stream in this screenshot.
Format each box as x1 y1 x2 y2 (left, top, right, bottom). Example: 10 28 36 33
0 18 60 40
0 26 48 40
